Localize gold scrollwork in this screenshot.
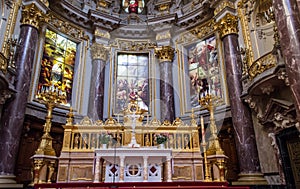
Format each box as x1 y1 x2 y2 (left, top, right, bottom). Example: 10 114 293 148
190 20 215 40
21 3 44 29
90 43 109 61
155 46 175 63
248 52 276 79
216 13 238 39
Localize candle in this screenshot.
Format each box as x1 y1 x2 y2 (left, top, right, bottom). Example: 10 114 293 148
201 116 205 143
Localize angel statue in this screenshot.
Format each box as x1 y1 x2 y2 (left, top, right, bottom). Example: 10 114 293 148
122 0 145 14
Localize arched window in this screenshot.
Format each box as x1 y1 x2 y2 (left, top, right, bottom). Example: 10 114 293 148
36 29 77 106
114 52 149 114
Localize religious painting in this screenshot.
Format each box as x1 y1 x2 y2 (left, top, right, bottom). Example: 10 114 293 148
114 52 149 114
186 36 222 108
36 29 77 106
122 0 145 14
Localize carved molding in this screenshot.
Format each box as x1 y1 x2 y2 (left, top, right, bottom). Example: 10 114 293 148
216 13 238 39
248 52 276 79
155 46 175 63
111 39 156 51
214 0 235 16
47 13 85 39
90 43 108 61
21 3 44 29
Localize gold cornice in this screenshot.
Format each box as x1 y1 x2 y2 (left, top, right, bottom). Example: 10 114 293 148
216 13 239 39
214 1 235 16
90 43 108 61
21 3 44 29
190 19 216 40
155 46 175 63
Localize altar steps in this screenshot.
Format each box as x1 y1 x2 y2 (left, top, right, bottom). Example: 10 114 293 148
34 182 250 189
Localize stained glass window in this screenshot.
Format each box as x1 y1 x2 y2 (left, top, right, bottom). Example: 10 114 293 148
115 53 149 114
188 36 222 108
36 29 76 106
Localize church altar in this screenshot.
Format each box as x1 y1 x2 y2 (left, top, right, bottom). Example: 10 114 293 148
94 147 172 182
57 100 203 183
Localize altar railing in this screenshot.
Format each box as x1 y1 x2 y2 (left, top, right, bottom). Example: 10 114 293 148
61 116 200 152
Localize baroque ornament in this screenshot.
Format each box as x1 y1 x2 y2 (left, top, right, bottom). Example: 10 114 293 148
155 46 175 63
90 43 109 61
216 13 238 39
21 3 43 29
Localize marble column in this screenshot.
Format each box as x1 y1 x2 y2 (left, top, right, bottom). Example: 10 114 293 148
94 156 101 182
88 43 108 121
273 0 300 123
143 156 148 182
119 156 125 182
166 156 172 182
216 13 267 185
0 3 44 184
155 46 175 122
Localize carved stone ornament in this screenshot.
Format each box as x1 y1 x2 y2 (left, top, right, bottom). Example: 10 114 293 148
90 43 108 61
216 13 239 39
21 3 44 29
0 89 13 104
155 46 175 62
272 112 297 129
277 69 290 86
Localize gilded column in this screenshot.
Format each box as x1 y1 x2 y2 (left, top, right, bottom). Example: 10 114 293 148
88 43 108 121
216 13 267 185
155 46 175 122
0 2 46 183
273 0 300 123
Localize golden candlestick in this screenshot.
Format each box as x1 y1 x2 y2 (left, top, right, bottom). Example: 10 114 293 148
35 85 66 156
199 94 224 156
202 141 211 181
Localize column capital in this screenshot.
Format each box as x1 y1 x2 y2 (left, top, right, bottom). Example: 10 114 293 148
21 3 45 29
155 46 175 63
90 43 109 61
216 13 239 39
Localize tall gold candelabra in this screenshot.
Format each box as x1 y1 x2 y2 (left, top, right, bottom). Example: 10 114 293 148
35 85 66 156
199 94 224 156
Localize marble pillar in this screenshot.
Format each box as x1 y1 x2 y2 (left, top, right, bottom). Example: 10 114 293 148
0 3 42 181
143 156 148 182
217 13 267 185
273 0 300 123
119 156 125 182
94 156 101 182
88 43 108 121
155 46 175 122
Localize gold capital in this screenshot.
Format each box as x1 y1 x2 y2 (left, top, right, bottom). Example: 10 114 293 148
90 43 108 61
21 3 43 29
155 46 175 63
216 13 239 39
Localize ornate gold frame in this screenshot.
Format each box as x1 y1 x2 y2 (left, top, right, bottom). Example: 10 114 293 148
111 47 153 117
175 20 227 115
